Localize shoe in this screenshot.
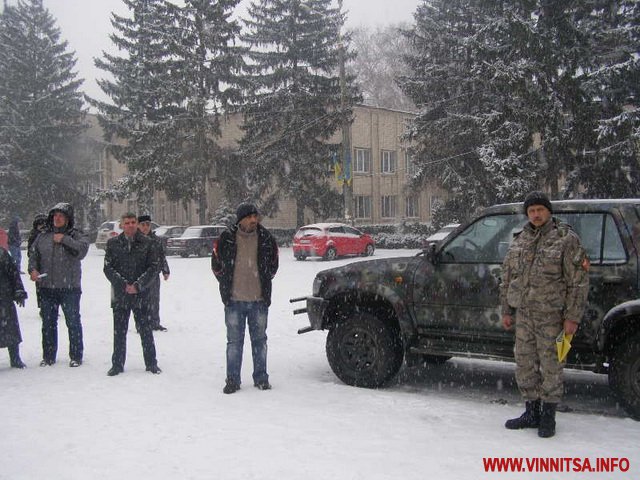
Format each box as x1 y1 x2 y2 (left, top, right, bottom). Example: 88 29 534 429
146 365 162 374
153 325 168 332
223 380 240 394
254 381 272 390
107 366 123 376
10 359 26 369
538 402 557 438
505 400 541 429
39 359 55 367
69 360 82 367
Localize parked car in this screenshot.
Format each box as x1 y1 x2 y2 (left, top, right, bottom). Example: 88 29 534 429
95 219 159 250
154 225 186 247
425 223 460 244
166 225 226 258
294 199 640 419
292 223 375 261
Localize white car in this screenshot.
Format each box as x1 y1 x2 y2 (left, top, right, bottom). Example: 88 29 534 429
95 220 159 250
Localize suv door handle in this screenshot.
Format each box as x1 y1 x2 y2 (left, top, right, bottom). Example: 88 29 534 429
602 275 623 284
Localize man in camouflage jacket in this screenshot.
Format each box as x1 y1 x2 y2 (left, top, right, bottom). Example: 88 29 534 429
500 191 589 438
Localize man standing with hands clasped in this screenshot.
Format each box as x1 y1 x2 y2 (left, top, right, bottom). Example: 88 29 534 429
212 203 279 394
104 213 161 376
500 191 589 438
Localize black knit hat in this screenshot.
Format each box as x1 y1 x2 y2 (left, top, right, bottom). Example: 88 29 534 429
138 214 152 223
523 191 552 214
236 203 259 223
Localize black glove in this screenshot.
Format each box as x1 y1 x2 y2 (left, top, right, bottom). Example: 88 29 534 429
14 290 27 307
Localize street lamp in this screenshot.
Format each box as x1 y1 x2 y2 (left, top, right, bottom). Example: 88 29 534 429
301 0 353 223
337 0 353 224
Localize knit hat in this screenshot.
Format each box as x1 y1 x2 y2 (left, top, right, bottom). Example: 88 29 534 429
523 191 552 214
138 214 152 223
236 203 259 223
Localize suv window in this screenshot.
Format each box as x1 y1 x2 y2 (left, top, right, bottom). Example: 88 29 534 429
555 213 627 264
441 214 526 264
328 226 345 234
344 227 362 236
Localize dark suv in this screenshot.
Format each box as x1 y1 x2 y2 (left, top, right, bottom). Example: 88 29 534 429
166 225 226 257
294 199 640 419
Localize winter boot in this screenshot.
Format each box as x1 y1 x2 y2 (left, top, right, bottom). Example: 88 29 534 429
538 402 557 438
505 400 541 429
8 344 26 369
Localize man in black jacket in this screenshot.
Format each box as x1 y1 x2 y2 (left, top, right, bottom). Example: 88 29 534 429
138 214 169 332
104 213 161 376
211 203 279 394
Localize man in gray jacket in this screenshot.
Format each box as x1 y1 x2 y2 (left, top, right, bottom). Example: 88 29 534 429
28 203 89 367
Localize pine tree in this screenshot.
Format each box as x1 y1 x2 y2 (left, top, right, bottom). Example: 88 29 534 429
399 0 497 220
87 0 177 211
164 0 245 223
570 0 640 197
0 0 87 220
240 0 360 227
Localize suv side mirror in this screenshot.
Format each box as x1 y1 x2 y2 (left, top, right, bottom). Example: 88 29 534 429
424 242 439 264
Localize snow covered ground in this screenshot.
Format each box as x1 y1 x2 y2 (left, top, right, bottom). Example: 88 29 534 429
1 246 638 479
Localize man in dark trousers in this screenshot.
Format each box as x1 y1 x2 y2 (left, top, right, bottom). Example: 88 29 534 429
138 214 169 332
28 203 89 367
212 203 279 394
104 212 161 376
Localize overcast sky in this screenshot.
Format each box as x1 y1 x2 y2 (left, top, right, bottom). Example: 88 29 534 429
27 0 419 105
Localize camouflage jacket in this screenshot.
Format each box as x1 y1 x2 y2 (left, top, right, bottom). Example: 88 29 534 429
500 218 589 322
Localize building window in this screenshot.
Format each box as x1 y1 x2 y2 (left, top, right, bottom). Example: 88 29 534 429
354 148 371 173
406 152 418 177
406 195 419 218
354 195 372 219
381 150 397 174
381 195 397 218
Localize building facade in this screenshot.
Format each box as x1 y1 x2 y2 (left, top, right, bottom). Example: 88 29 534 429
89 105 446 229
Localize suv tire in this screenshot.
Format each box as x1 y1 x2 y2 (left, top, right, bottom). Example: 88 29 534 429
326 313 403 388
609 332 640 419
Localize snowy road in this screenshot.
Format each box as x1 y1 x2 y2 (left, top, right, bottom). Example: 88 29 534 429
1 246 638 479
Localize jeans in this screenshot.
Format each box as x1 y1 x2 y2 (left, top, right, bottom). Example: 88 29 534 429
225 300 269 385
40 288 83 362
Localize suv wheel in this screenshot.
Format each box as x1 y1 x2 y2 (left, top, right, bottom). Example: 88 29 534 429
364 244 375 257
609 332 640 419
324 247 337 261
326 313 403 388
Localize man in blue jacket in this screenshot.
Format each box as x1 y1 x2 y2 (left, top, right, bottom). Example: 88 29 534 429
211 203 279 394
28 203 89 367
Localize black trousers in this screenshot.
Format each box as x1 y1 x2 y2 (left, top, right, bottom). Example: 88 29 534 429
111 304 157 369
147 275 161 328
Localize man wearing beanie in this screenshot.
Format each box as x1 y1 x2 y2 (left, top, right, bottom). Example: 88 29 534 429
211 203 279 394
500 191 589 437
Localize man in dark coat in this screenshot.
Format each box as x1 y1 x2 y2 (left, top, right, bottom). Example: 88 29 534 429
28 203 89 367
211 203 279 394
138 214 169 332
104 212 161 376
0 228 27 368
8 216 22 272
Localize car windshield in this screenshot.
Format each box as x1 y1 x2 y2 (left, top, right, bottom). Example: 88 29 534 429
154 227 170 236
99 222 115 231
181 227 203 237
296 227 323 238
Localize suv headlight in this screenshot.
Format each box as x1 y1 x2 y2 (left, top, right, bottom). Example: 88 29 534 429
312 276 323 296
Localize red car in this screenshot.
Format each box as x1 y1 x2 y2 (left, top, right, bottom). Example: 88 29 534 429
292 223 375 261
